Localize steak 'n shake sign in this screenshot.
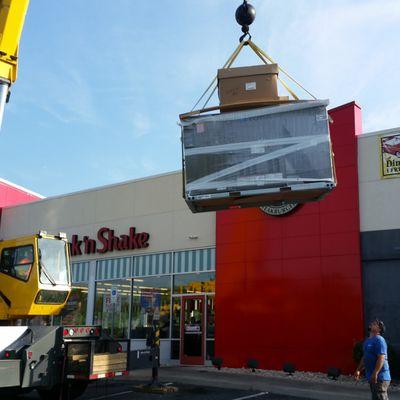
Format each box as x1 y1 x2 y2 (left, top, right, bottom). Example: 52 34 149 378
71 227 150 256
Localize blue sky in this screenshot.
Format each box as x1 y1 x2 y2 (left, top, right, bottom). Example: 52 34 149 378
1 0 399 196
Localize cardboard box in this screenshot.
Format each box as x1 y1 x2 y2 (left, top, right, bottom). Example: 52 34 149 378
180 100 336 213
218 64 279 106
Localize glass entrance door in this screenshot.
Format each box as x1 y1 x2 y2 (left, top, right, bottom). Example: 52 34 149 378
181 296 204 365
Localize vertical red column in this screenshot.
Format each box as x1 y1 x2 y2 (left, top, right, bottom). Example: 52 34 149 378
215 102 364 373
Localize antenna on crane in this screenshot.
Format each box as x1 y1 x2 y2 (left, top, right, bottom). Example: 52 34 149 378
235 0 256 42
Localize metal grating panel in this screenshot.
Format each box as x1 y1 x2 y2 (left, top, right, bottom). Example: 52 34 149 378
181 100 335 213
71 261 90 283
174 248 215 274
96 257 131 281
133 253 172 277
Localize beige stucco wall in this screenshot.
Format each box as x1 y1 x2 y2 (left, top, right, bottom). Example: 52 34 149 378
0 171 216 260
358 127 400 232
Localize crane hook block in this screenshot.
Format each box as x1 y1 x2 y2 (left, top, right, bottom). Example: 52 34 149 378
235 1 256 31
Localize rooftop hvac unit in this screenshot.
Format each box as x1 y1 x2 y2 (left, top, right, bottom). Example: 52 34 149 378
181 99 336 213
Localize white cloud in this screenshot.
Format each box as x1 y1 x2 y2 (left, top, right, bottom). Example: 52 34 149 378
363 103 400 133
140 157 158 174
131 112 151 138
18 65 99 126
253 0 400 130
88 157 140 184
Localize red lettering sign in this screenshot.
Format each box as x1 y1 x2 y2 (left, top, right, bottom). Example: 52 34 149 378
71 235 82 256
70 227 150 256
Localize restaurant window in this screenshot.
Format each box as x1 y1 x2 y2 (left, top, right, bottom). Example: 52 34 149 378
131 276 171 339
57 285 88 326
206 295 215 360
94 279 131 339
173 272 215 294
171 340 180 360
171 297 181 338
206 295 215 339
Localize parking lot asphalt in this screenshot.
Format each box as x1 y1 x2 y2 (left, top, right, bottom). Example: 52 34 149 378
71 380 314 400
123 366 400 400
16 382 360 400
17 366 400 400
20 379 316 400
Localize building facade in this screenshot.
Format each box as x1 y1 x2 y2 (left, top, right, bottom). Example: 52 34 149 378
0 103 399 374
215 102 364 372
0 172 216 366
358 127 400 357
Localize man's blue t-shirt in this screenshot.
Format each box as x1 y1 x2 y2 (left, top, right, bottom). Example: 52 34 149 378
363 335 391 381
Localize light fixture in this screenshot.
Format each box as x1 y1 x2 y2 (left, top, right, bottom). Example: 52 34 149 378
211 357 223 370
247 359 259 372
188 235 198 240
283 363 295 376
327 366 341 380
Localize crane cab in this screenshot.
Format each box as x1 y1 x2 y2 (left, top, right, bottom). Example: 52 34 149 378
0 231 71 320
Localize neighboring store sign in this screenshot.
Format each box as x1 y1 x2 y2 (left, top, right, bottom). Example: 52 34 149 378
380 133 400 179
140 289 161 309
103 292 121 313
71 226 150 256
260 202 299 216
140 289 161 322
110 286 118 304
185 324 201 333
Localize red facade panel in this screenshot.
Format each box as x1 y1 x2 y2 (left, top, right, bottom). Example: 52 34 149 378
215 102 364 374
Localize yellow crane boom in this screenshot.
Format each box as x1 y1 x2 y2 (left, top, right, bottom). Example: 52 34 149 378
0 0 29 128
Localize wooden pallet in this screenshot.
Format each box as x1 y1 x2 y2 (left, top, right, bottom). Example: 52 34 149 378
68 352 127 374
92 353 127 374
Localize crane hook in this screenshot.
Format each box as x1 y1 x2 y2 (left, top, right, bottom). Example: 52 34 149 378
235 0 256 42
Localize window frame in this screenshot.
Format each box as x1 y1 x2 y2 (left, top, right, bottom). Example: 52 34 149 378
172 271 216 294
131 275 172 339
94 278 132 339
0 244 34 282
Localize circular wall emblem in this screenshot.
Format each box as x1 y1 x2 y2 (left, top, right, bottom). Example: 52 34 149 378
260 202 299 216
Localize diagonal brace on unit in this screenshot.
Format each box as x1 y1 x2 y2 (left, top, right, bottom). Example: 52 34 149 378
186 134 328 191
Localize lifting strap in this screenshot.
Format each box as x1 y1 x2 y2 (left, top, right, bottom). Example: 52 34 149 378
191 40 246 111
190 39 317 114
248 41 317 101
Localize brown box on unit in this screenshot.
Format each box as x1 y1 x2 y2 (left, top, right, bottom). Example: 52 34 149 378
218 64 279 106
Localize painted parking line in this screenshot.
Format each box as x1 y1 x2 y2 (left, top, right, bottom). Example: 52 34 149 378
88 390 134 400
85 387 268 400
232 392 269 400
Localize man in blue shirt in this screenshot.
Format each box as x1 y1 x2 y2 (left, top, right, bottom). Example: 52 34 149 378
355 319 391 400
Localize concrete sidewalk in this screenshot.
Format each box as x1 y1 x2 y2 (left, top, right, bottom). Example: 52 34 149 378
123 366 400 400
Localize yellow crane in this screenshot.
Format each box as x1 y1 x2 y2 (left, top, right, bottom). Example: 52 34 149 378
0 0 71 322
0 231 71 320
0 0 29 129
0 5 128 399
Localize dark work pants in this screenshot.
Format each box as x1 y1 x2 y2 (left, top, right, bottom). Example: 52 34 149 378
370 381 390 400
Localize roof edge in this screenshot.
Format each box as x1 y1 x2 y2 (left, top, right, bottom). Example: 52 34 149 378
1 170 181 210
0 177 45 199
329 101 361 113
358 126 400 139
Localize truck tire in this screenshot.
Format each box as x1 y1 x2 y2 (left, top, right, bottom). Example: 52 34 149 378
37 384 62 400
67 381 89 399
37 381 88 400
